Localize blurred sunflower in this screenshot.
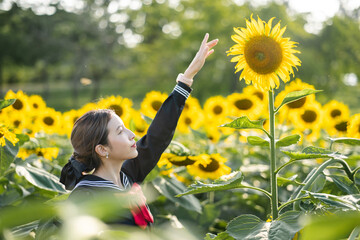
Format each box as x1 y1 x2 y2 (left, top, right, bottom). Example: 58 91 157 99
187 153 231 180
275 79 316 123
28 94 47 112
98 96 133 127
227 92 264 119
177 109 204 134
161 153 196 167
323 100 350 122
227 15 301 91
183 96 202 113
291 101 323 132
129 109 149 138
18 147 59 160
204 122 222 143
62 109 82 136
4 90 30 113
140 91 168 119
0 111 28 134
203 96 230 123
34 108 62 135
347 114 360 138
0 125 19 146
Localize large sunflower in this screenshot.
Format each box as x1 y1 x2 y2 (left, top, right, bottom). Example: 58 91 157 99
177 107 204 134
187 153 231 180
227 15 301 91
347 114 360 138
28 94 47 112
34 108 62 135
140 91 168 119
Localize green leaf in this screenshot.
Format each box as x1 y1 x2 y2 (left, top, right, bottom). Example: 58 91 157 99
15 134 30 146
301 211 360 240
276 134 301 148
307 192 360 210
247 136 269 147
220 116 265 131
308 173 326 193
282 146 346 160
0 99 16 110
276 89 322 111
141 114 153 124
329 137 360 146
277 175 299 187
205 232 235 240
15 164 67 193
152 176 202 213
226 211 302 240
176 172 244 197
0 139 19 176
328 175 360 195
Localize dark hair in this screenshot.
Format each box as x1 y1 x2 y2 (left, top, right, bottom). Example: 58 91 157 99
60 109 114 190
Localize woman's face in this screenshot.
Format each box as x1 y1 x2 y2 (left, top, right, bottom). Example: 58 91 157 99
106 114 138 160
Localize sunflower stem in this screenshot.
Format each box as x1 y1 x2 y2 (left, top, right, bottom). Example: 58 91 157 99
268 90 278 219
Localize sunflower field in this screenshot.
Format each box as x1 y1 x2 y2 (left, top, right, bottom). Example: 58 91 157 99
1 71 360 239
1 1 360 239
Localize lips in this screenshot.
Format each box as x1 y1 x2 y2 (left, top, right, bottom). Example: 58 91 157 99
131 142 137 148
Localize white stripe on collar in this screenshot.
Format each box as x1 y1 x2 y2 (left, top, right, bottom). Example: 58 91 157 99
73 174 131 191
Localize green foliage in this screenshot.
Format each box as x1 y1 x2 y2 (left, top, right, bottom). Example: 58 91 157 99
276 134 301 148
220 116 266 131
176 172 244 197
0 139 19 176
0 99 15 110
247 136 269 147
281 146 346 160
226 211 302 240
329 137 360 146
275 89 322 111
152 176 202 213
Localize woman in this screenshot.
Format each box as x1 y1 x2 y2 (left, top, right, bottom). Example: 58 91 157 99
60 33 218 229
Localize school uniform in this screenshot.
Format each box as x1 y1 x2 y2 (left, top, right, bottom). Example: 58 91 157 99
67 82 192 228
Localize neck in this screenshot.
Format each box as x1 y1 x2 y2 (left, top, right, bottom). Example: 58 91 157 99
93 160 124 188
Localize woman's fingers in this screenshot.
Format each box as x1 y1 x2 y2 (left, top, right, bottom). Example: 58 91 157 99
200 33 209 49
207 39 218 49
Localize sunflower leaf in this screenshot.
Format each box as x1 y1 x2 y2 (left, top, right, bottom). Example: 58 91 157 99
219 116 265 131
276 89 322 112
329 137 360 146
0 99 16 110
247 136 269 147
140 114 153 124
0 139 19 177
176 171 244 197
282 146 347 160
276 134 301 148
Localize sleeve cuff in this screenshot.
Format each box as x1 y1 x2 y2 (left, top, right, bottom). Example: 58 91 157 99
173 81 192 99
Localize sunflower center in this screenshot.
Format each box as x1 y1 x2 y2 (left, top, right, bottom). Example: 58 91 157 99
358 125 360 133
0 133 3 138
151 101 162 111
288 98 306 109
199 158 220 172
110 105 123 117
13 99 24 110
335 121 347 132
73 116 78 124
213 106 223 115
254 92 264 100
33 103 39 109
235 99 253 110
43 116 54 126
244 36 283 74
185 117 192 125
136 126 146 133
14 120 21 127
301 110 317 123
37 151 44 157
330 109 341 118
169 157 195 166
184 103 189 110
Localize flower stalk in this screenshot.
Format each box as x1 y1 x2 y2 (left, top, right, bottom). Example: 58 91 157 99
268 90 279 219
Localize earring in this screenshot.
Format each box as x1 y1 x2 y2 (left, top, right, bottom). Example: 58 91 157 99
106 153 109 159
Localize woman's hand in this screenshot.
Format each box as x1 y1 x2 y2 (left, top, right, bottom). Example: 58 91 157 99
183 33 218 82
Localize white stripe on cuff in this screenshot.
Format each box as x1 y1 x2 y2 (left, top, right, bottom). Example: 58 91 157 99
174 85 190 99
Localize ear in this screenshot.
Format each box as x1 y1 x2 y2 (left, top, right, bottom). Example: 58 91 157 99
95 144 108 158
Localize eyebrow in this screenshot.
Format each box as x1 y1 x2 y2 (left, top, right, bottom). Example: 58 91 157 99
116 125 123 132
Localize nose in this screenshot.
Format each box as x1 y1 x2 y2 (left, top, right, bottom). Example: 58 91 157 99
127 128 136 140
